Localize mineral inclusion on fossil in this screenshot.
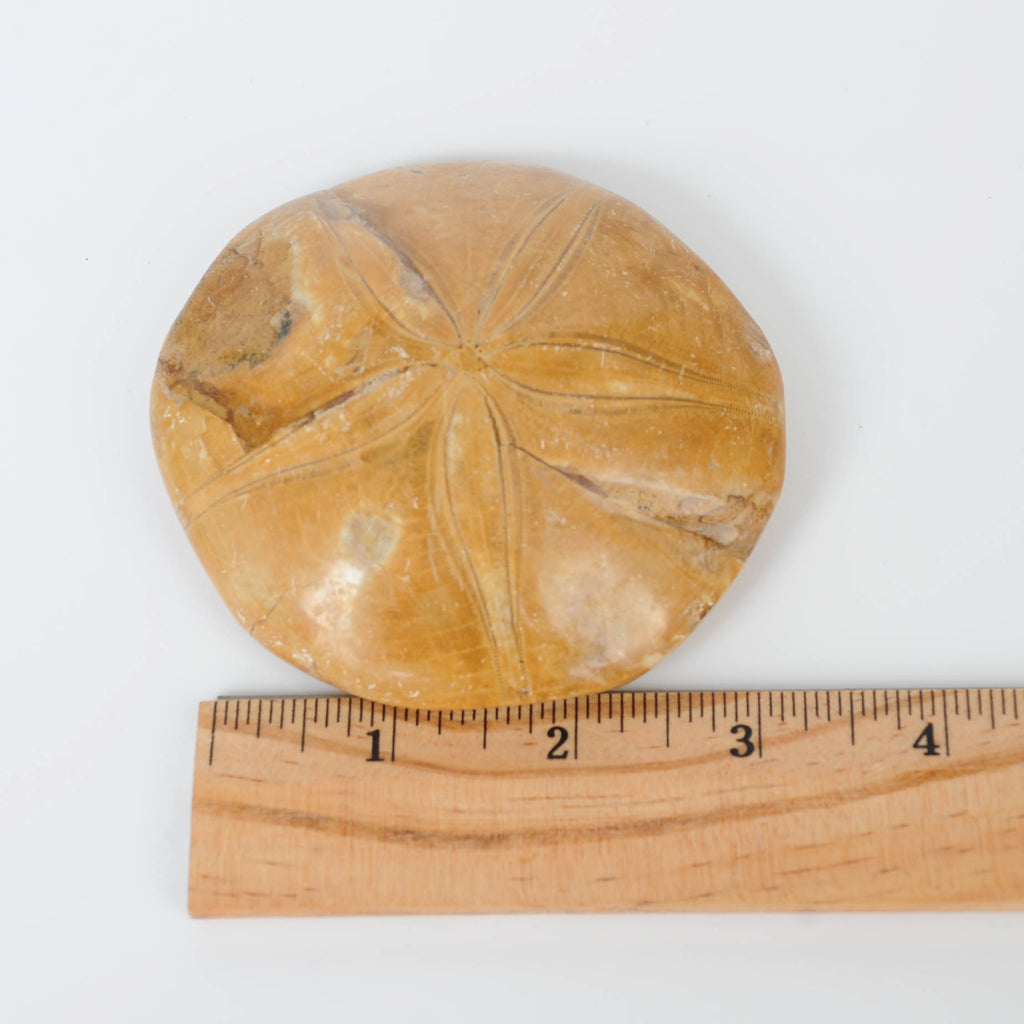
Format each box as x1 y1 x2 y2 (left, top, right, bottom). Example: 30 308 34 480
151 162 785 709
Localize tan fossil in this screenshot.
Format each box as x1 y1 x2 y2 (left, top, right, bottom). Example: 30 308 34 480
151 162 785 708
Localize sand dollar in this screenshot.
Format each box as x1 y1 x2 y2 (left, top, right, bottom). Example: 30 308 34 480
151 162 785 708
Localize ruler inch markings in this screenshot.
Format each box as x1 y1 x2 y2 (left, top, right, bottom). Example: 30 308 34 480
190 687 1024 917
942 688 951 757
756 690 763 759
208 700 216 766
573 698 579 760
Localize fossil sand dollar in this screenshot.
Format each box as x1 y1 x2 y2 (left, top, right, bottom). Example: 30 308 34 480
151 162 785 708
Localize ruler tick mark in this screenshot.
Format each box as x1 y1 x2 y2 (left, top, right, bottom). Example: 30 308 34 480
756 690 763 759
300 699 307 752
803 691 809 731
256 700 262 739
347 698 353 736
942 689 951 757
208 701 217 765
573 698 579 760
990 689 997 729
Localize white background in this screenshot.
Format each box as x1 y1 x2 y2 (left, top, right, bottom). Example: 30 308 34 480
3 1 1023 1020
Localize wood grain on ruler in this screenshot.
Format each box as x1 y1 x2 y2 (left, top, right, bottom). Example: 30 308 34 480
189 689 1024 916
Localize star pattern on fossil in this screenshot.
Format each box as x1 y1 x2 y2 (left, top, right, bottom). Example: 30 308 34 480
171 183 780 702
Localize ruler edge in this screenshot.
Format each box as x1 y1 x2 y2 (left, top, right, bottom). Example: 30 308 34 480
188 687 1024 917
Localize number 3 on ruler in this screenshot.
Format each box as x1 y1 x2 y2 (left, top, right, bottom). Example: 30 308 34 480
730 723 755 758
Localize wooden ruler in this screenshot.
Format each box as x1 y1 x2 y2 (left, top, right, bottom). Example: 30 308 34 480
189 688 1024 916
